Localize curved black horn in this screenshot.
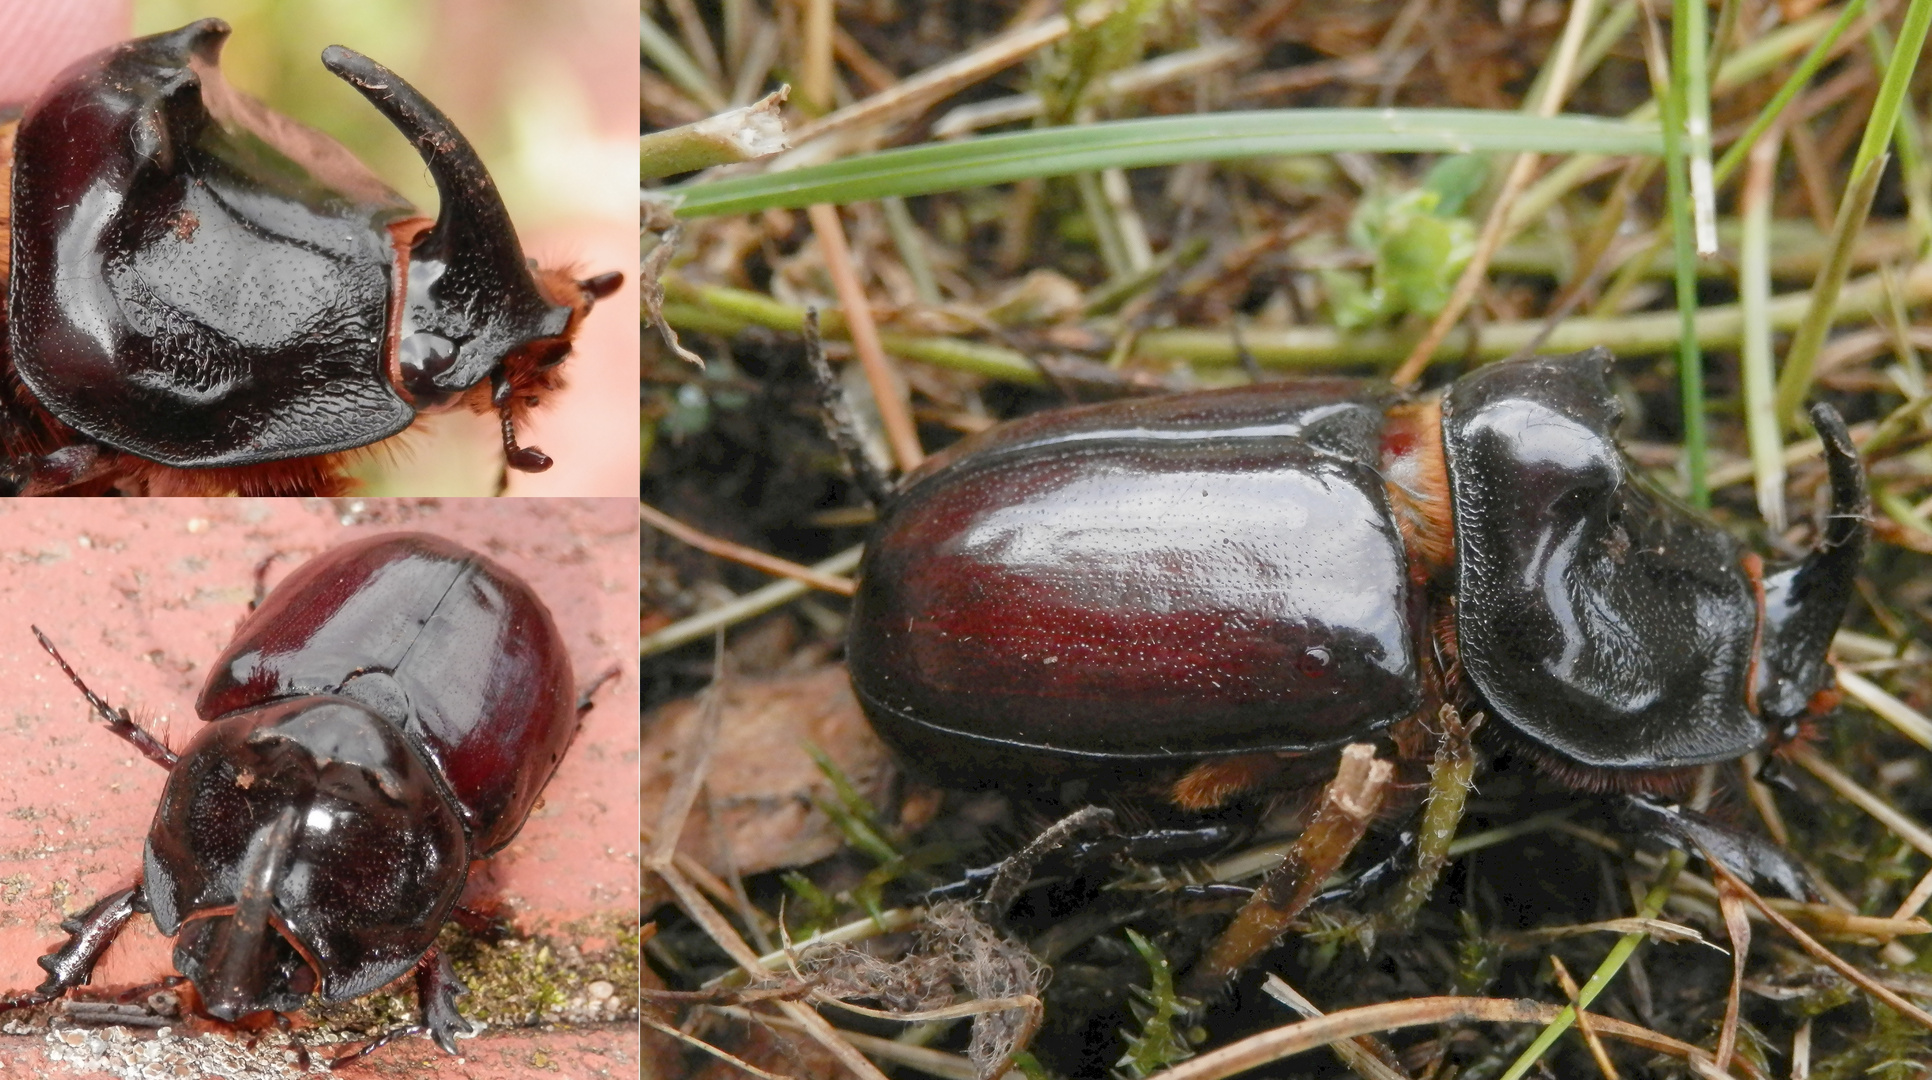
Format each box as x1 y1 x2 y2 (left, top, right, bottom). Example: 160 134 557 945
1757 403 1869 723
194 807 298 1020
319 46 569 396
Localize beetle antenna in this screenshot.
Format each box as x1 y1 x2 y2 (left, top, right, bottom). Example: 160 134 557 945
802 309 897 507
497 405 552 473
32 627 177 769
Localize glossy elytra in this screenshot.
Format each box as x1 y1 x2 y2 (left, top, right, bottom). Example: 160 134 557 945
0 20 623 496
0 533 593 1061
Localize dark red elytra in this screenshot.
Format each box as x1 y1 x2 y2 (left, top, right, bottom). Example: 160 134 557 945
0 20 621 496
847 350 1868 803
2 533 587 1060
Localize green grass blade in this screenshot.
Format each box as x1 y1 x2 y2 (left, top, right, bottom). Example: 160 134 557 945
1741 138 1786 530
642 14 725 113
667 110 1663 216
1848 0 1932 186
1498 851 1687 1080
1676 0 1718 255
1711 0 1865 188
1776 0 1930 424
1659 2 1710 506
1776 155 1891 427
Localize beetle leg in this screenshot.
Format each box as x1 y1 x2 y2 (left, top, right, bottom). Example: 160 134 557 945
919 806 1118 911
271 1011 312 1071
416 947 474 1053
7 445 120 497
1067 824 1238 865
801 309 897 507
32 628 177 769
34 884 145 998
247 551 298 612
326 949 471 1068
327 1023 425 1069
446 903 512 944
490 371 553 473
576 665 622 716
1182 744 1392 996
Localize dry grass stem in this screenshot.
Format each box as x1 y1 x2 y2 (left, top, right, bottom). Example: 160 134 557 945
1186 745 1392 994
1390 0 1603 387
1261 974 1413 1080
640 500 857 595
1787 742 1932 858
1894 867 1932 920
1151 996 1760 1080
1834 667 1932 751
1499 917 1716 949
1711 869 1752 1077
1706 858 1932 1032
785 4 1111 148
640 87 791 179
718 1006 1020 1080
1548 955 1621 1080
648 649 725 870
641 545 867 657
644 1011 795 1080
807 204 925 470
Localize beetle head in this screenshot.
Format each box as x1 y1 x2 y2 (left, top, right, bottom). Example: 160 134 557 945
146 697 468 1016
319 47 620 473
1756 404 1869 730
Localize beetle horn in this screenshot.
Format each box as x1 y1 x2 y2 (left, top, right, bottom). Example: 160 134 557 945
197 807 298 1021
319 46 570 470
1757 403 1869 724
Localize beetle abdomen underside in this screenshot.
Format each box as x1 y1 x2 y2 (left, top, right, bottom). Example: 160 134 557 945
851 383 1421 763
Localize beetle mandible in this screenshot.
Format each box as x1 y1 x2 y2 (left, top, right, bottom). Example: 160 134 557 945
0 20 623 496
1 532 587 1060
847 348 1868 807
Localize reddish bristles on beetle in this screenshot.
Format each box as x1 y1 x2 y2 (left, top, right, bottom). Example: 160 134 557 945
0 20 622 496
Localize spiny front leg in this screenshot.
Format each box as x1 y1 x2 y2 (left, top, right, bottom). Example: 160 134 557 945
0 883 147 1012
33 627 176 768
328 947 473 1068
416 948 474 1053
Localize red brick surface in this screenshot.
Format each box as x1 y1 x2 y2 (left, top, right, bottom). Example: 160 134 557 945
0 499 639 1076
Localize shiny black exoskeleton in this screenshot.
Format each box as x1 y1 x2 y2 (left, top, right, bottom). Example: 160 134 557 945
1 534 585 1058
0 20 622 496
849 349 1868 803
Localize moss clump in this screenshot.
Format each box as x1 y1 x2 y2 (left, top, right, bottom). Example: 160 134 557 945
305 915 639 1041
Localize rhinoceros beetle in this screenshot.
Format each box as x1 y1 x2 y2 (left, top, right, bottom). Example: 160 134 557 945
0 20 623 496
0 532 588 1060
847 348 1869 807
